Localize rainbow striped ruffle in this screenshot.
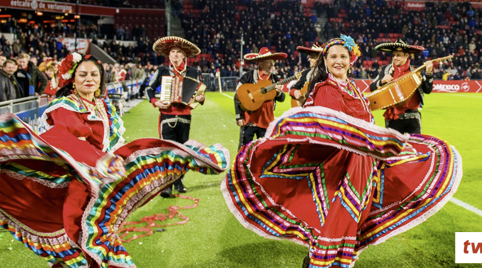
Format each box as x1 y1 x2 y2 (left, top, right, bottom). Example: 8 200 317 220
0 113 229 268
222 106 462 268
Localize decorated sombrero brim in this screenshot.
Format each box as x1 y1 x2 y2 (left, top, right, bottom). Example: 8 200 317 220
297 42 324 54
153 36 201 57
244 47 288 61
38 58 53 72
374 38 425 53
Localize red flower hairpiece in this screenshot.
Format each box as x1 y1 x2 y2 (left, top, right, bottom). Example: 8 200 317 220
58 52 83 86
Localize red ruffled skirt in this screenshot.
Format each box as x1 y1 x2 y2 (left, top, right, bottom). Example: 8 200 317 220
0 113 229 268
222 107 462 267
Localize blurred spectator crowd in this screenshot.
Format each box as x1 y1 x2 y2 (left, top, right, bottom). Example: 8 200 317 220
2 0 482 103
180 0 482 81
0 51 159 102
57 0 165 9
0 19 161 66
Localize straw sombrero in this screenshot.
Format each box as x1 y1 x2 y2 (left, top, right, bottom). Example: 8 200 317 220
297 42 324 54
244 47 288 61
38 58 53 72
153 36 201 57
374 38 425 53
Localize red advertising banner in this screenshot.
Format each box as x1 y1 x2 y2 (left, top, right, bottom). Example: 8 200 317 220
5 0 75 13
404 1 426 10
354 79 482 93
355 80 373 93
432 80 482 93
0 0 115 15
0 0 165 16
302 0 333 7
59 38 90 54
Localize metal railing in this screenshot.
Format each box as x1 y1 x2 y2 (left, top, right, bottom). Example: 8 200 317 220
0 77 145 131
0 95 50 132
219 76 239 91
201 75 239 92
0 95 50 116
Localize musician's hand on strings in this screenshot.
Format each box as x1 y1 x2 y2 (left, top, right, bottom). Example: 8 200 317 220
195 94 205 102
155 100 170 109
293 90 302 99
381 74 393 84
275 85 283 94
236 119 245 127
424 61 434 76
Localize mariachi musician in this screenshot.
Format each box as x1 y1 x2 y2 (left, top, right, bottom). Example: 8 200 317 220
146 36 205 197
369 38 433 134
290 42 323 106
234 47 287 149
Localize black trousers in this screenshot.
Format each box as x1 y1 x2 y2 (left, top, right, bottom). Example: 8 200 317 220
159 113 191 189
385 111 422 134
238 125 267 150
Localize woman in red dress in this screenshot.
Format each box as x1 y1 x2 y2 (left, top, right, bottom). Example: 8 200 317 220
222 35 462 268
0 53 229 268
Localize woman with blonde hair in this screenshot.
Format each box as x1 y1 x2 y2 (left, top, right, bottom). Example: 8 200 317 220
39 58 59 100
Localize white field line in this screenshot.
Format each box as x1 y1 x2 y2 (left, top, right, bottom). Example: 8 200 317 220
217 92 482 217
446 94 482 98
221 92 234 99
451 198 482 217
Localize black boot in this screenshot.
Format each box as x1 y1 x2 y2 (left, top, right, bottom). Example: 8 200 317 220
160 187 173 198
302 255 310 268
174 179 187 193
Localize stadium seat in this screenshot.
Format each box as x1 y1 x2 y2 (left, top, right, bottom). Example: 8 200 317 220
363 60 373 68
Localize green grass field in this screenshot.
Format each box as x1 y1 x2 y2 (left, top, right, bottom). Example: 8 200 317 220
1 91 481 267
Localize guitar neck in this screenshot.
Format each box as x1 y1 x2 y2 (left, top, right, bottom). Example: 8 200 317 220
262 74 300 93
413 55 453 73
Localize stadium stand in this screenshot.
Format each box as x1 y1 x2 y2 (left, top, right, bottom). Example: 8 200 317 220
0 0 481 81
178 0 482 80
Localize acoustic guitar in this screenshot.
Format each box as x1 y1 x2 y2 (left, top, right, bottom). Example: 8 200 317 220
367 55 453 111
291 82 309 107
236 72 303 111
